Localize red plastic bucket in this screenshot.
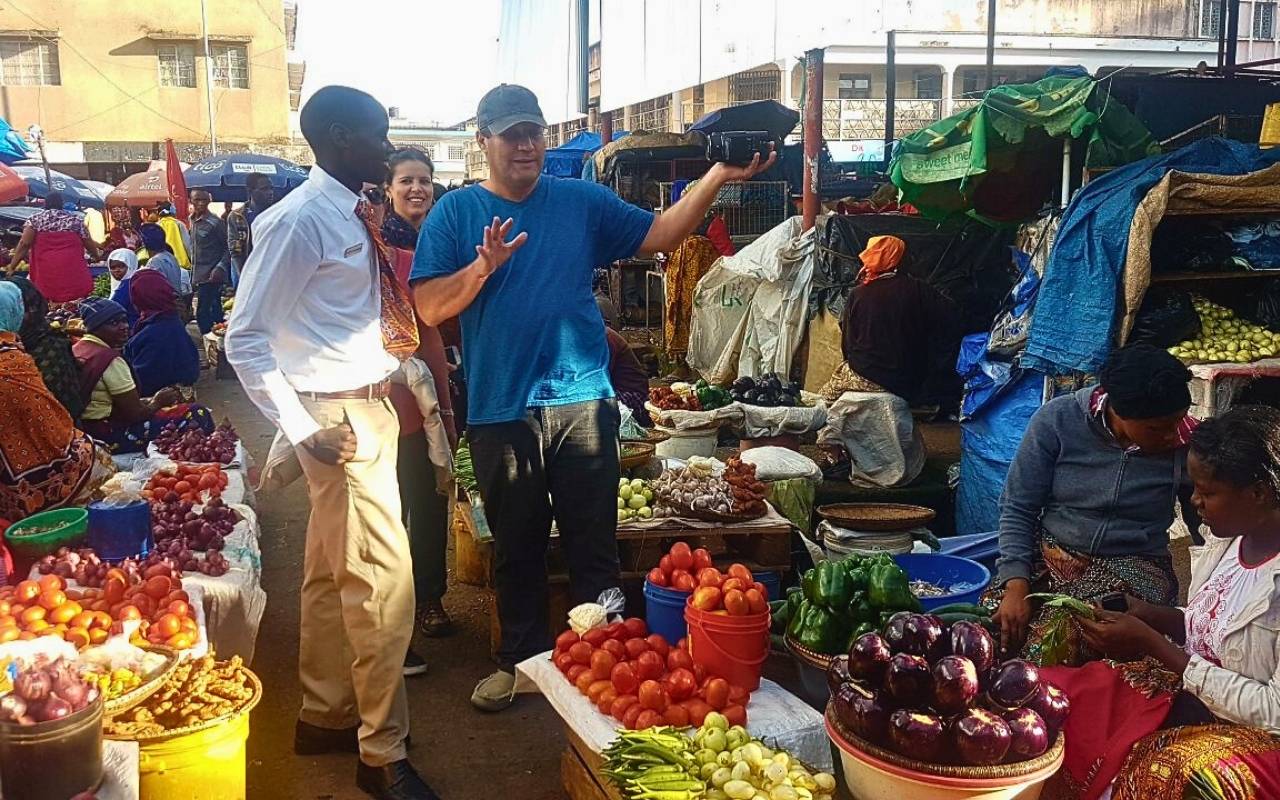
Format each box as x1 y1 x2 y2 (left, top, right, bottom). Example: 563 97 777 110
684 598 770 691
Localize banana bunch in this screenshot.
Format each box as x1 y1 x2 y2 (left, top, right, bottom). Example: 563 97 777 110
601 727 705 800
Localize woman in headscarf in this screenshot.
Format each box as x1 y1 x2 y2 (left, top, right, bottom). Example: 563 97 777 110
72 297 209 453
123 269 200 397
106 207 141 251
107 248 139 330
0 282 113 523
6 276 83 418
2 192 101 303
138 223 185 296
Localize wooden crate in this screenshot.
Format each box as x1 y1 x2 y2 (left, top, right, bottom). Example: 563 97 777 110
453 498 491 588
561 727 624 800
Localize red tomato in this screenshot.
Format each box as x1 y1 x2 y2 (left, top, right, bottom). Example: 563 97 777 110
665 667 697 701
611 662 640 695
568 641 593 665
693 663 709 685
658 555 674 576
663 704 691 727
723 704 747 727
567 664 589 683
723 589 750 616
669 542 694 572
672 573 697 593
696 568 723 588
752 582 769 600
691 586 722 612
681 698 713 727
582 627 609 647
670 569 691 588
646 568 668 587
677 637 689 652
720 578 746 594
622 703 645 729
611 694 639 722
587 679 613 703
575 670 596 695
637 680 670 712
600 639 627 662
635 650 665 681
692 547 714 572
633 709 664 730
596 687 618 715
590 649 618 681
703 678 730 710
553 652 575 674
622 617 648 639
744 588 767 615
728 684 750 707
623 638 650 660
555 630 580 651
666 648 694 672
728 563 754 584
645 634 670 660
603 621 626 641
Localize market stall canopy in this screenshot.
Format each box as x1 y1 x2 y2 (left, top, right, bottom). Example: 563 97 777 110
183 153 308 202
81 180 113 201
0 163 28 205
592 131 706 185
889 75 1157 226
105 170 171 208
1024 137 1280 375
11 166 104 209
544 130 613 178
688 100 800 141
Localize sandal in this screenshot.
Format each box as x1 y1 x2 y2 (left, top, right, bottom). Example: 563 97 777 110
418 600 454 638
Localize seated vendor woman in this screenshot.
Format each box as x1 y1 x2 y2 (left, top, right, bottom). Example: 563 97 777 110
123 269 200 397
1037 405 1280 800
72 298 211 453
994 343 1197 656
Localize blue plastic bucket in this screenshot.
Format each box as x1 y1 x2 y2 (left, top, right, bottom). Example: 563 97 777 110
644 580 691 645
752 570 781 601
893 553 991 611
87 500 153 561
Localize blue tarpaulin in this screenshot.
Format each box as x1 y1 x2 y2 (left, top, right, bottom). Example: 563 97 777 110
0 118 30 164
1024 137 1280 375
544 130 620 178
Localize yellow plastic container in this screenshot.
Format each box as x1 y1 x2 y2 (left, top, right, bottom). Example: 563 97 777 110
137 709 250 800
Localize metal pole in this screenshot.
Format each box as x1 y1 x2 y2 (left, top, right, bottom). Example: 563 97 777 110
1218 0 1228 69
885 31 896 165
1060 137 1071 208
200 0 218 155
1226 0 1241 76
600 109 613 145
802 48 824 232
985 0 997 90
576 0 589 115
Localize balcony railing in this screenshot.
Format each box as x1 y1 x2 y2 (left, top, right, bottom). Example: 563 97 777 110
822 98 944 140
630 106 671 133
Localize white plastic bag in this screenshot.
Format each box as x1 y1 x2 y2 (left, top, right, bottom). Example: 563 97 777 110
818 391 925 489
567 588 626 635
739 447 822 482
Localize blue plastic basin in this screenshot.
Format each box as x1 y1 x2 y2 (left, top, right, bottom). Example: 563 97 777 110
643 580 691 645
893 553 991 611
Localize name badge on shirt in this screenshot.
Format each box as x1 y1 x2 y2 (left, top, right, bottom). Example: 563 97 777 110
343 242 365 258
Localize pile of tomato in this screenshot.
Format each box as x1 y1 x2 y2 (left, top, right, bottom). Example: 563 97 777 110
141 463 228 504
646 543 770 617
553 617 751 730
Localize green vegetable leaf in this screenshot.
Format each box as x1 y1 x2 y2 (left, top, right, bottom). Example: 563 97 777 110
1026 593 1096 619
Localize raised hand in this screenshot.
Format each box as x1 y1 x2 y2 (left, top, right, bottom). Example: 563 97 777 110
712 148 779 183
475 216 528 277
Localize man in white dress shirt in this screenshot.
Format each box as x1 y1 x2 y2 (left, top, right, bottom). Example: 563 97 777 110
225 85 437 800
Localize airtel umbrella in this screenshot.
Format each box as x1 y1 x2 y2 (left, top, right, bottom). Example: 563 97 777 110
105 170 172 208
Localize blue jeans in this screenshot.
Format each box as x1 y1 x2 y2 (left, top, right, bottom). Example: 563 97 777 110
195 281 224 334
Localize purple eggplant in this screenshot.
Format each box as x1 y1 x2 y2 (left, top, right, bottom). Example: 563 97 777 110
827 656 854 698
953 708 1013 766
1026 681 1070 734
848 632 893 682
987 659 1042 710
882 611 914 654
931 655 979 715
833 680 892 745
888 708 946 761
950 621 997 674
885 652 933 706
1003 707 1050 761
898 613 945 658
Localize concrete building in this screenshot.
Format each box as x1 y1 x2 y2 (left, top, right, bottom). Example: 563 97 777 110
502 0 1258 151
0 0 301 183
387 115 473 185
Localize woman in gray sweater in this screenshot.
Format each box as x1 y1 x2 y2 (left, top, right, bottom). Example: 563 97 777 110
994 344 1197 656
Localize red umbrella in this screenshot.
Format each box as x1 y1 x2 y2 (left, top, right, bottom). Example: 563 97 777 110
0 163 27 204
165 139 189 222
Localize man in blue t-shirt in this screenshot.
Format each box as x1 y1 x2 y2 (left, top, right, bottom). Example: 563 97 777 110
411 84 774 711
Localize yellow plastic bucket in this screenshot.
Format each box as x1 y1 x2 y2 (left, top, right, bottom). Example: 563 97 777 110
138 709 250 800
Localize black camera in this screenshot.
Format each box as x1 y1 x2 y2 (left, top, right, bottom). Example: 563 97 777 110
704 131 775 167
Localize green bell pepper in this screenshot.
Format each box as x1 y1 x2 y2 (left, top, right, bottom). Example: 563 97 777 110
801 568 821 605
846 565 870 594
793 602 847 655
845 590 875 625
813 561 853 610
868 561 922 612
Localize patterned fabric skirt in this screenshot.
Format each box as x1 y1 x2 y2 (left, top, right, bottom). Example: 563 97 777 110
80 403 214 455
819 362 887 403
0 432 113 522
1113 724 1280 800
663 236 720 358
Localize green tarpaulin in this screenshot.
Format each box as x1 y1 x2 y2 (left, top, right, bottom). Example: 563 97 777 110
889 76 1158 225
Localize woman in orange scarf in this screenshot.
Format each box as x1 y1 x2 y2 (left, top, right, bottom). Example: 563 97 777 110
0 282 111 522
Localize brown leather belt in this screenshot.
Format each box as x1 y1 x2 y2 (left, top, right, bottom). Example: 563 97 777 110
303 379 392 401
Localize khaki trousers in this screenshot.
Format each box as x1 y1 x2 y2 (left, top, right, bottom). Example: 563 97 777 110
294 395 413 767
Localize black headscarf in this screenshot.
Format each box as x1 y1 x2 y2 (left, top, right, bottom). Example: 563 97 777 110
6 275 84 417
381 211 420 250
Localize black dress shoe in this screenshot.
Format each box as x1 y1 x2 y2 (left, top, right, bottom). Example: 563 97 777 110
294 720 359 755
356 759 440 800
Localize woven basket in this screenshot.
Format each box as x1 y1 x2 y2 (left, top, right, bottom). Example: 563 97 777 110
101 645 181 717
817 503 936 532
785 632 839 668
826 703 1066 780
105 667 262 743
620 442 655 470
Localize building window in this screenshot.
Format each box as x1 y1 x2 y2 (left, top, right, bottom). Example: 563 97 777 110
838 73 871 100
1201 0 1222 37
729 67 780 103
211 43 249 89
0 38 60 86
1255 1 1277 39
158 44 197 88
446 144 464 160
914 71 942 99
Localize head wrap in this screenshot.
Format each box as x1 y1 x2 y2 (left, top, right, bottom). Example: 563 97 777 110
78 298 127 333
0 281 22 333
858 235 906 283
139 223 170 255
107 248 139 294
129 268 177 328
1100 343 1193 419
7 276 44 341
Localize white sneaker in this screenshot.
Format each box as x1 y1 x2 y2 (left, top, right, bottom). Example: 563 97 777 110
470 669 516 712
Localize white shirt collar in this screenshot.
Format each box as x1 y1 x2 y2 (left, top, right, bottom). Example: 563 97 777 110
308 165 361 221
